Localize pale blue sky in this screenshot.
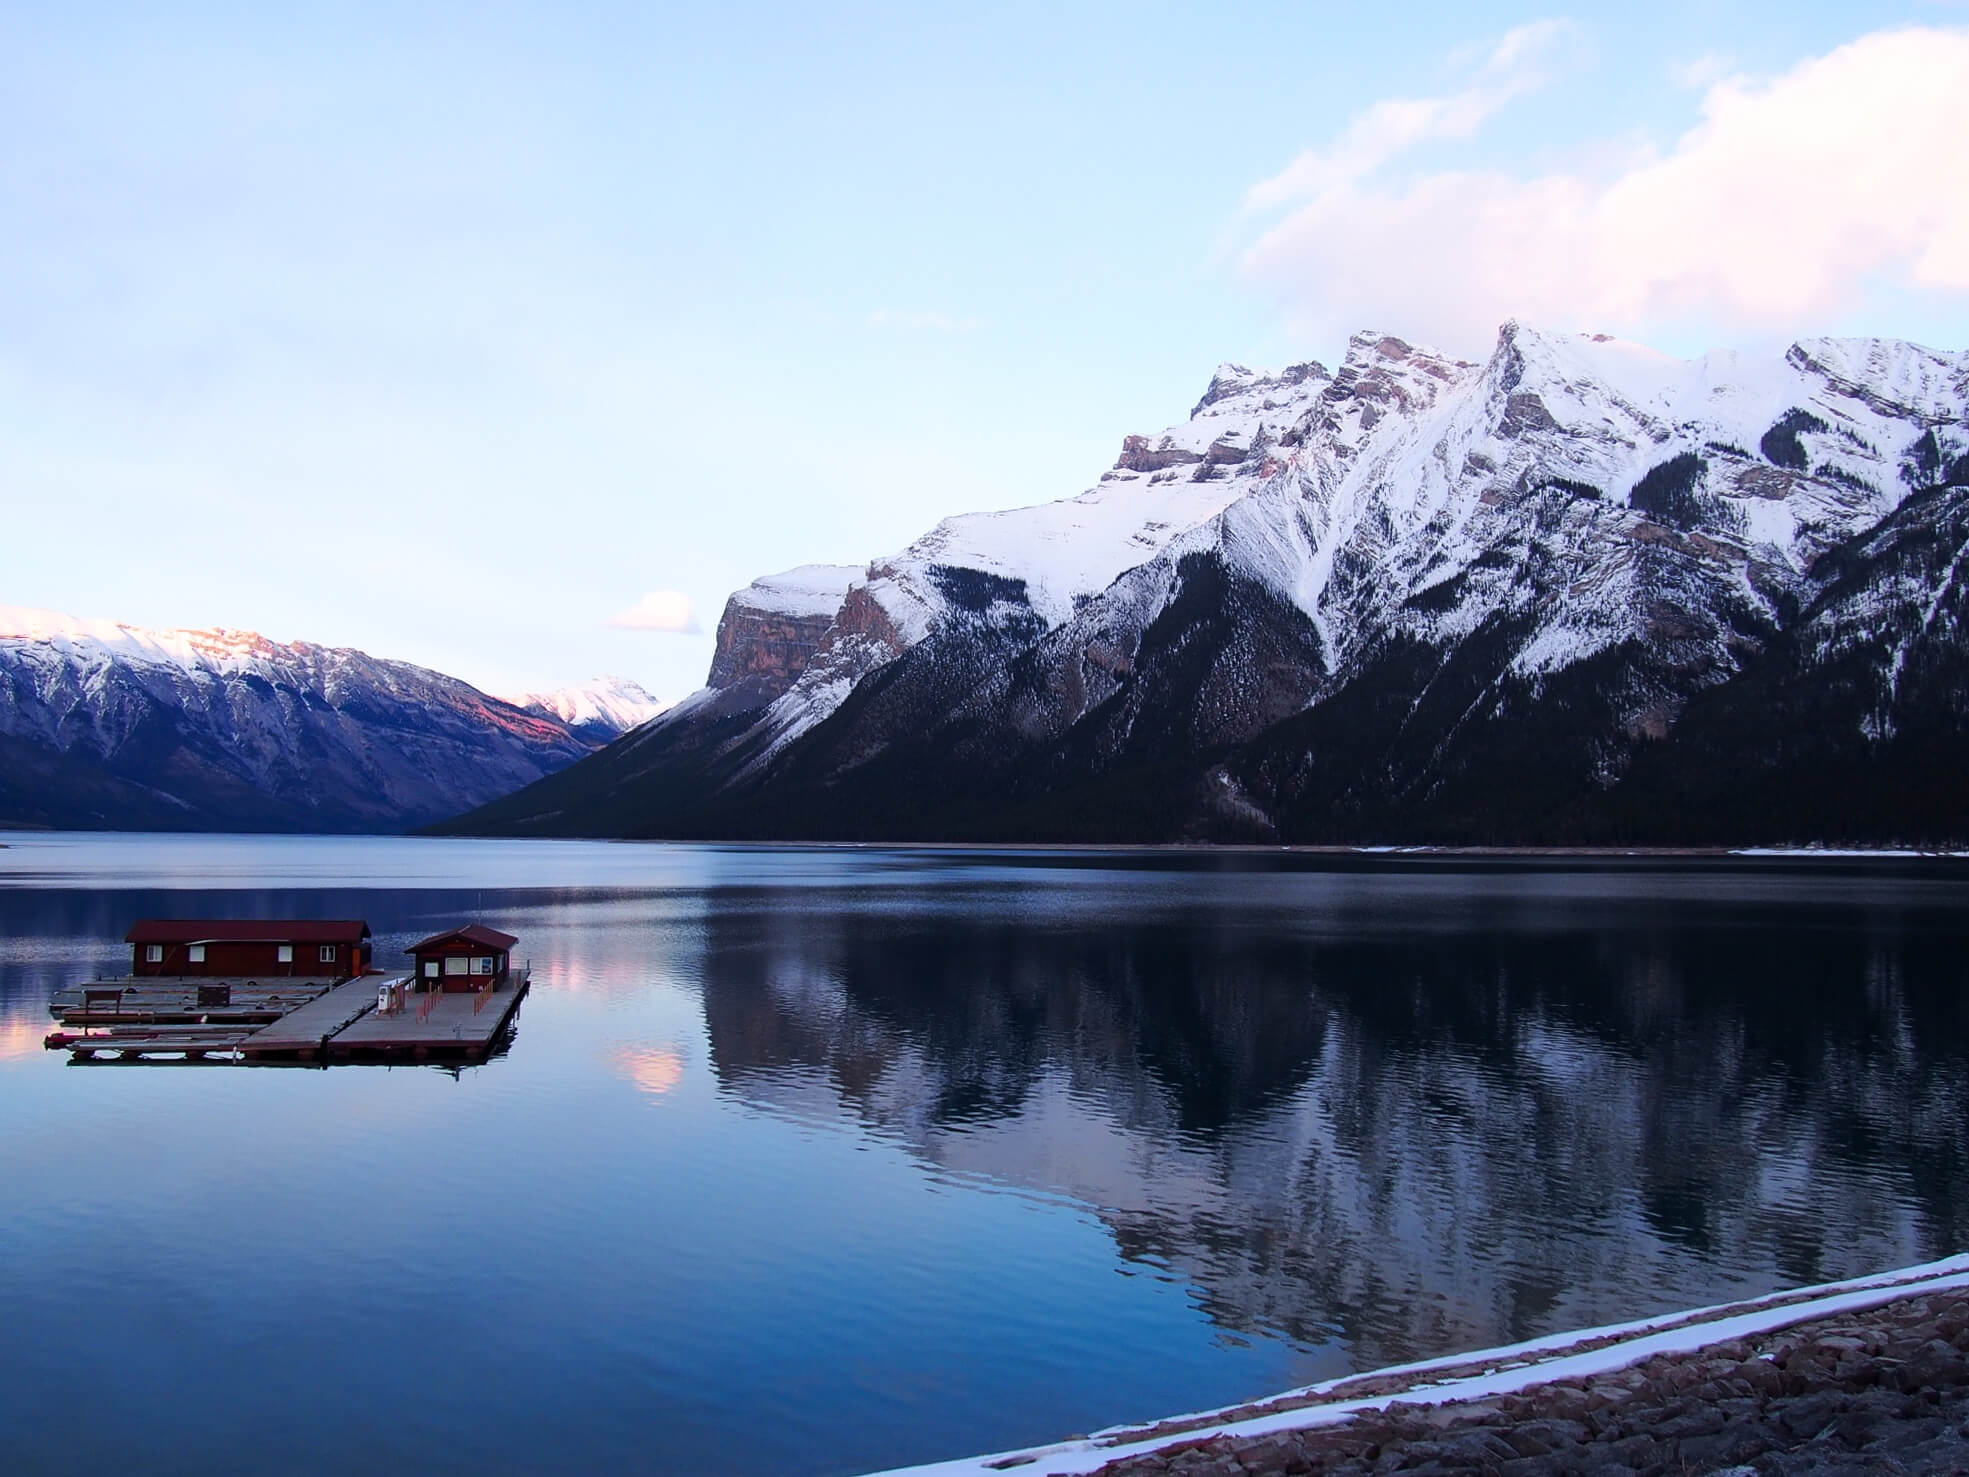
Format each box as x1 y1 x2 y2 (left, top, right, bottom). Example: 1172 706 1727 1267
3 2 1964 699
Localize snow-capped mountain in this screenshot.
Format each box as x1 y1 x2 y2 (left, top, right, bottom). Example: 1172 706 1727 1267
502 676 668 743
446 323 1969 845
0 607 608 832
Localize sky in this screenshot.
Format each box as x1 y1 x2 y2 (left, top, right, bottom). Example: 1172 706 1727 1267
3 1 1966 701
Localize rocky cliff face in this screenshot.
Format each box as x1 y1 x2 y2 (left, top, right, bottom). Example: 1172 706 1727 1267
444 322 1969 845
705 565 861 694
0 608 609 832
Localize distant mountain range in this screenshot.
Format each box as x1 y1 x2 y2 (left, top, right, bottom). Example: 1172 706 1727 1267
500 676 671 744
0 607 662 832
443 322 1969 846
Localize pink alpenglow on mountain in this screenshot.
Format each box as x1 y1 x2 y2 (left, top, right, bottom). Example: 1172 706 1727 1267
502 677 670 742
0 606 612 832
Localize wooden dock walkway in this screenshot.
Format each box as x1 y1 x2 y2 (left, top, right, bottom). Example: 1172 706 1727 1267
323 970 529 1062
237 976 394 1060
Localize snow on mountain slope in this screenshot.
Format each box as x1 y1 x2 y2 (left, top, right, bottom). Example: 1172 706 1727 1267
1075 322 1967 709
861 360 1331 644
504 676 668 740
721 362 1346 763
0 606 317 675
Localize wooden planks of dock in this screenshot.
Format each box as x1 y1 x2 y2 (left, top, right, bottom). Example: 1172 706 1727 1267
48 976 335 1027
237 976 393 1059
320 970 530 1062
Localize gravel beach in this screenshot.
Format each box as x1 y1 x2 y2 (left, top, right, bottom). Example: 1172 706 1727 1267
1091 1288 1969 1476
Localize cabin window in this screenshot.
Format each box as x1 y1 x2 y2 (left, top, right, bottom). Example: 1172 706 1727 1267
145 945 163 963
319 945 337 963
445 956 469 976
474 956 494 975
423 961 439 978
188 945 206 963
277 945 293 963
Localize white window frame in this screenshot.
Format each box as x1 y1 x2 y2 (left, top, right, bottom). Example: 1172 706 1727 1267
319 944 337 963
473 956 494 975
188 944 206 963
444 956 469 976
145 944 163 963
277 945 293 963
423 961 440 978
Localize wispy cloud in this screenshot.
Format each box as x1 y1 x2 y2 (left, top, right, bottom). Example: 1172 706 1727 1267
1670 52 1736 90
1245 19 1581 212
1237 24 1969 353
607 590 700 634
868 308 981 333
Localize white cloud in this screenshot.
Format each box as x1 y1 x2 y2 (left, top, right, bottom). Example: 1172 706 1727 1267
608 590 700 634
1238 25 1969 355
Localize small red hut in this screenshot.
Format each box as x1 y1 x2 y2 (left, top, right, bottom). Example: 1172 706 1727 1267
126 920 373 978
407 924 519 992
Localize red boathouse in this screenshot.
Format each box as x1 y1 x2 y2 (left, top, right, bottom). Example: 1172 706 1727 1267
408 924 519 992
126 920 373 978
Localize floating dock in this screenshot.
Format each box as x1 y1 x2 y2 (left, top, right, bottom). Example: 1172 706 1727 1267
47 968 530 1066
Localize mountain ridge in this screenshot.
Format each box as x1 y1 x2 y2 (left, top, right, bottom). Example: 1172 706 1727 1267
0 606 652 832
441 320 1969 846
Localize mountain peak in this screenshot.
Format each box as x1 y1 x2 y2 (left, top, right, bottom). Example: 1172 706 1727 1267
502 677 669 739
1192 360 1330 419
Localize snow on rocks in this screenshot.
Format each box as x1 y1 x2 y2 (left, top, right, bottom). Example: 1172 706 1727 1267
730 564 864 620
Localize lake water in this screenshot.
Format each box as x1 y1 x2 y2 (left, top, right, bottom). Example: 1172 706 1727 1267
2 834 1967 1475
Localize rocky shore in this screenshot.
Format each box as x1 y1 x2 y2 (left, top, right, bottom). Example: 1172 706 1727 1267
870 1259 1969 1477
1093 1288 1969 1476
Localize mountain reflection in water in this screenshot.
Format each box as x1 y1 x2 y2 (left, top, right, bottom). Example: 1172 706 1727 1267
692 865 1969 1370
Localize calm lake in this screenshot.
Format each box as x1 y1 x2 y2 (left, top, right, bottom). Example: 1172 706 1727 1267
3 834 1967 1475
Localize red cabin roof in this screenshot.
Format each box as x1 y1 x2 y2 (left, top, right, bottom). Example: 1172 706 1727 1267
126 919 372 944
406 924 518 953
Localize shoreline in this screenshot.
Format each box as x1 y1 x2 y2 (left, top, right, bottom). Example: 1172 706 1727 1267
865 1255 1969 1476
7 826 1968 861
